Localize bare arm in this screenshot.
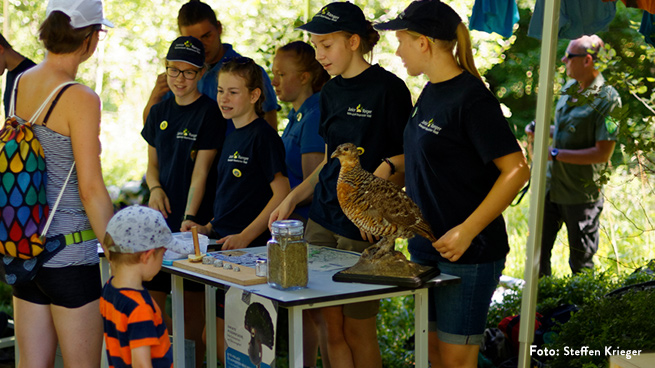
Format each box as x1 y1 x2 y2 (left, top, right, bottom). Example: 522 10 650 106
145 145 171 219
372 154 405 187
220 172 291 249
142 73 170 125
433 151 530 262
181 149 218 231
295 151 324 207
268 145 328 227
550 140 615 164
68 86 114 245
131 346 154 368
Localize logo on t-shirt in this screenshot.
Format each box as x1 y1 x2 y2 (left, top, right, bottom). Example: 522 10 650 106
228 151 250 164
347 104 372 118
176 129 198 141
418 118 442 135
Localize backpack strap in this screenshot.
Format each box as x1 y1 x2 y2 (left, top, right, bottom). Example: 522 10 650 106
26 81 78 124
42 84 76 127
40 162 76 238
7 72 22 117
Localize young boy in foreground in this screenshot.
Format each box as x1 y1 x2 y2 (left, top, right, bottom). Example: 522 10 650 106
100 205 186 367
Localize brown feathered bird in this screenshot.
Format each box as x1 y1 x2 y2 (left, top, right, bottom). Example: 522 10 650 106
332 143 437 257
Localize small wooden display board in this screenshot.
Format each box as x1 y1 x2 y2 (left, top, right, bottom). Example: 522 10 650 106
172 258 266 286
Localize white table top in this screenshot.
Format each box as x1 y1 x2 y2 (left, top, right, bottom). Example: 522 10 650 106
161 245 460 307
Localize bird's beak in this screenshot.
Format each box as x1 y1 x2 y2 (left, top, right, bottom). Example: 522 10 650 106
330 149 340 159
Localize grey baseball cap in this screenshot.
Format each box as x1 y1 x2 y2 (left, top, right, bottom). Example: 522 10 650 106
106 205 187 254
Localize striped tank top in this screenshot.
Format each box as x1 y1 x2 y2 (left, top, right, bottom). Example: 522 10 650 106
32 125 98 267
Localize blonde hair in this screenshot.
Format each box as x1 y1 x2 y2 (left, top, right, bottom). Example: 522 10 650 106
408 23 482 81
104 233 146 265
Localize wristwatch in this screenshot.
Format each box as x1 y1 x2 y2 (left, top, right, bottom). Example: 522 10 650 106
550 148 559 161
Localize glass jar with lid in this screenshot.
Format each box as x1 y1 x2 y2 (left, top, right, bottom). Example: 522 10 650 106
267 220 308 290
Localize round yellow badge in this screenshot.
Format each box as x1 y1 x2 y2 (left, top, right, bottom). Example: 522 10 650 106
357 147 365 155
297 112 303 121
232 169 242 178
160 121 168 130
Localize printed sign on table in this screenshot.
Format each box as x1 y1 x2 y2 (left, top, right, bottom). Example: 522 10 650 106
225 287 277 368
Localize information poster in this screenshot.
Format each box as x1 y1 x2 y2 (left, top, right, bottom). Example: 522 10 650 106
225 287 277 368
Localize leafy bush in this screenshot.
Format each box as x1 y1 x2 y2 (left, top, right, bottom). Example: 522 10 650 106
547 287 655 368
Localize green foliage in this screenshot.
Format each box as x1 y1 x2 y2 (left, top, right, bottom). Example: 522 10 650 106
377 296 416 367
547 288 655 368
487 266 655 330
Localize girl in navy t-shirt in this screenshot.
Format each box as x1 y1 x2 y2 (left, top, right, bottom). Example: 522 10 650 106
272 41 330 221
270 2 412 367
374 1 530 366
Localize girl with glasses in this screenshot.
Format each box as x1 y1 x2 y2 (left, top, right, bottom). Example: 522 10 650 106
141 36 226 366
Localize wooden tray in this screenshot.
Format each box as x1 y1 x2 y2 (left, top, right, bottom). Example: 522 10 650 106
172 258 267 286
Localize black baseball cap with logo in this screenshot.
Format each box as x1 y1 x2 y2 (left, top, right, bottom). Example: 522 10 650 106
166 36 205 68
296 1 368 35
374 0 461 41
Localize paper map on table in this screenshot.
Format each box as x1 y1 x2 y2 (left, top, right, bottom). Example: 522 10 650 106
207 245 361 272
306 245 361 271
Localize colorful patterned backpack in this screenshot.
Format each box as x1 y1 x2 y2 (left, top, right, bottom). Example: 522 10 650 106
0 78 76 259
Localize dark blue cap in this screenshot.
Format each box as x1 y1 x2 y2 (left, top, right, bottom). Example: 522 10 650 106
374 0 461 41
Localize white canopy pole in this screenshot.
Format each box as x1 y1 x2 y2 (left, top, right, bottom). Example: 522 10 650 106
517 0 561 367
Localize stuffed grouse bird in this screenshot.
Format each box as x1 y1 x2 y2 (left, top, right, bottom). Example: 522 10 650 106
331 143 437 261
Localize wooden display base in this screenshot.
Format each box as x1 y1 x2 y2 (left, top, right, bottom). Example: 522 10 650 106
333 266 440 288
172 259 266 286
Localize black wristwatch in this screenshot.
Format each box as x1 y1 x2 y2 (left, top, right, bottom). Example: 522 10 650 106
551 148 559 161
183 214 198 222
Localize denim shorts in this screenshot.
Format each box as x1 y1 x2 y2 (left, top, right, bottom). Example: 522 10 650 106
412 255 505 345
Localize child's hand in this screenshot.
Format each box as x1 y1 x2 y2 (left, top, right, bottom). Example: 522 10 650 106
148 188 171 219
217 233 249 250
268 198 294 229
181 220 204 233
432 223 474 262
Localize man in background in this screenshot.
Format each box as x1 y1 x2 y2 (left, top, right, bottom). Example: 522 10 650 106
1 32 36 117
530 34 621 276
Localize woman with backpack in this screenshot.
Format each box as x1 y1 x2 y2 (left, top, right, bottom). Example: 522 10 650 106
6 0 114 366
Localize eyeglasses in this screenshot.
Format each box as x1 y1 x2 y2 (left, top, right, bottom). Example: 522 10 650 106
166 67 200 80
564 51 588 59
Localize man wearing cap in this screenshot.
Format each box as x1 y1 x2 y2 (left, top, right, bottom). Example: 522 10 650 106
141 35 225 368
100 206 188 368
143 0 279 132
534 34 621 276
0 32 36 118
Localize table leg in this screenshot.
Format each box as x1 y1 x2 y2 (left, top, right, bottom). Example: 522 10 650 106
171 274 185 366
288 306 304 368
205 285 218 368
415 288 429 368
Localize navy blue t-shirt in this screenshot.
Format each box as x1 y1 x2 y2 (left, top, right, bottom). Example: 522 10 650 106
141 94 225 232
210 118 287 246
405 71 521 264
309 64 412 240
4 58 36 117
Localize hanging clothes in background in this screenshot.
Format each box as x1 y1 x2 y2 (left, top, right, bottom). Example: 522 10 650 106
639 11 655 45
469 0 520 38
528 0 617 40
616 0 655 14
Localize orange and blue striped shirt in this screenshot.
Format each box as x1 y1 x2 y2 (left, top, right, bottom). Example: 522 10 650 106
100 278 173 368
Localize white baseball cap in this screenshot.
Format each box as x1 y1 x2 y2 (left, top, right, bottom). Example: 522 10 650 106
106 206 187 254
46 0 114 29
